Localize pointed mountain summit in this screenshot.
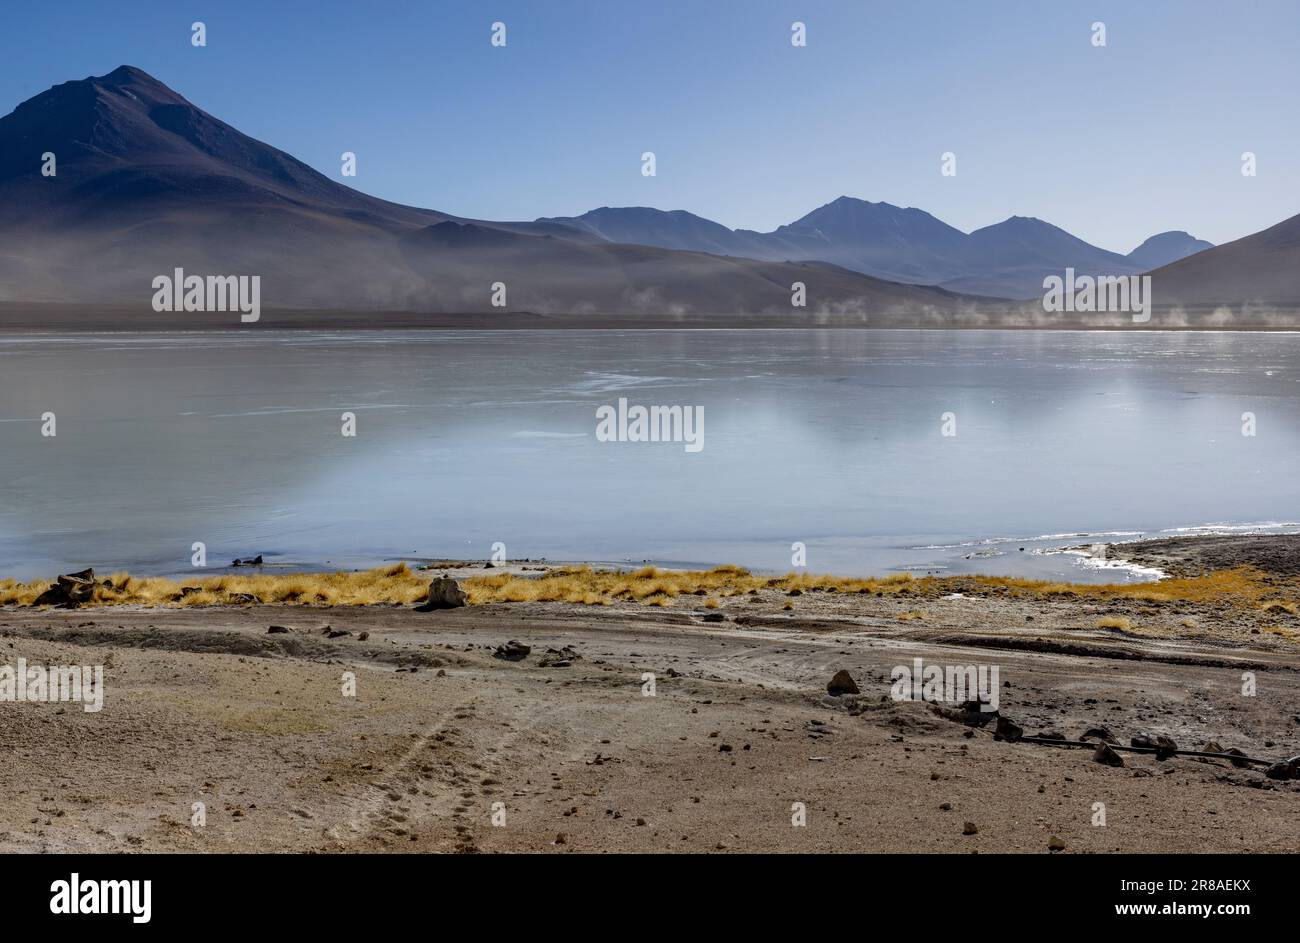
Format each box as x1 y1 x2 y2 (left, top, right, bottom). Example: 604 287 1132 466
773 197 969 284
0 64 450 229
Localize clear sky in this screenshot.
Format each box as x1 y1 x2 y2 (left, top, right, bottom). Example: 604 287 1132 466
2 0 1296 252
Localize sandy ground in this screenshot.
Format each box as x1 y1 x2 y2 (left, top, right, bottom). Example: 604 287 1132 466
2 558 1298 853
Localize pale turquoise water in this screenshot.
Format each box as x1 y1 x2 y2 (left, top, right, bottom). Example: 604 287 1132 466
1 329 1297 581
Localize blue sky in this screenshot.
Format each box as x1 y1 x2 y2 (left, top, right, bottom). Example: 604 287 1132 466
2 0 1296 251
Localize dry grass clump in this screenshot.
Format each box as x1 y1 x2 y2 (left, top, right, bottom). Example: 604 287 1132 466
1259 600 1298 615
3 560 1295 613
897 610 927 621
465 565 921 607
0 562 431 608
1096 616 1133 630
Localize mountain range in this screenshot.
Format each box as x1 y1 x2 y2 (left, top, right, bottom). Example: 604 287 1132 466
0 66 1296 327
540 202 1214 299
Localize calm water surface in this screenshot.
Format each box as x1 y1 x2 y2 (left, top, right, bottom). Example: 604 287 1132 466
1 329 1297 581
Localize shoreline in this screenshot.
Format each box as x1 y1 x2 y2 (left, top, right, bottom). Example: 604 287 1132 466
5 303 1300 333
10 528 1300 595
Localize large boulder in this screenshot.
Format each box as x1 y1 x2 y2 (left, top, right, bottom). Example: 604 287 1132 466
422 577 467 610
33 568 96 608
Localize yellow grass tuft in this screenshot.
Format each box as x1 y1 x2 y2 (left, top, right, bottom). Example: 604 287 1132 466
1096 616 1133 630
1260 600 1298 615
3 560 1295 616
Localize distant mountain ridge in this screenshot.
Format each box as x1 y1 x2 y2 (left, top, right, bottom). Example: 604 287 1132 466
0 66 976 322
540 198 1215 299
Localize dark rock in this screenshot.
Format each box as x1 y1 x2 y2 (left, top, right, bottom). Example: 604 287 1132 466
1222 747 1252 769
357 631 369 641
1081 726 1117 744
33 568 96 608
962 821 978 835
1037 729 1067 741
1048 835 1066 852
1093 742 1125 767
266 625 290 634
700 612 726 623
326 629 352 639
1132 733 1178 760
935 700 997 727
826 669 860 696
539 645 580 668
421 577 467 610
493 640 530 661
994 717 1023 741
1264 762 1296 781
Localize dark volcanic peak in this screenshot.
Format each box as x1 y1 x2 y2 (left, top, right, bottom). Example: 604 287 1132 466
0 64 449 229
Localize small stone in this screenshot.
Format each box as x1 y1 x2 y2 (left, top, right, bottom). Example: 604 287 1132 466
493 640 530 661
826 669 860 696
1264 761 1297 781
994 717 1023 742
1222 747 1251 769
1048 835 1066 852
1092 742 1125 767
1081 726 1117 744
1131 733 1178 760
962 821 978 835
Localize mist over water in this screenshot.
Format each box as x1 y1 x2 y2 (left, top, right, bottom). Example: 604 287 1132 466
1 329 1297 581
